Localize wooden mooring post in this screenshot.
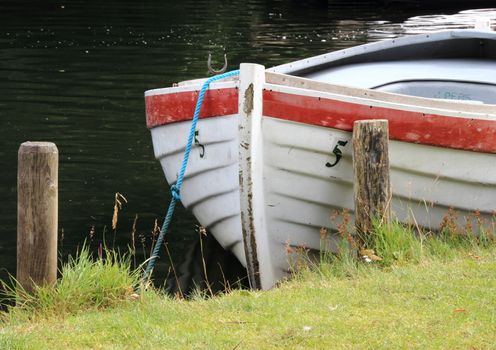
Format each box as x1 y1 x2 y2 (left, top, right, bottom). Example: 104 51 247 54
352 120 391 246
17 142 58 292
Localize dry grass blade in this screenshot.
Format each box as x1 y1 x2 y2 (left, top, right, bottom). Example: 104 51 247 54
131 214 138 268
112 192 128 230
197 226 214 297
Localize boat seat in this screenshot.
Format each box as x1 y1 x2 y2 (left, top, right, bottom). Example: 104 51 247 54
375 80 496 104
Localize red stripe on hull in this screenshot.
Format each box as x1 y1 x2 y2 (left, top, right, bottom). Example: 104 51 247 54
145 88 238 128
263 90 496 153
145 88 496 153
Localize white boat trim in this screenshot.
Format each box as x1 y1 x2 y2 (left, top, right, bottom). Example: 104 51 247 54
145 80 238 97
238 63 270 290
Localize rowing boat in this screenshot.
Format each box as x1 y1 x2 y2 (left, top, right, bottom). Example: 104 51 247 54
145 29 496 289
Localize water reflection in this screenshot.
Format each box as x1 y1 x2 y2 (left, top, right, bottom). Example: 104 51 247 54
369 8 496 38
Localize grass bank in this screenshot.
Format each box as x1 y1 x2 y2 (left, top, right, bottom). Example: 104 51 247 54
1 223 495 349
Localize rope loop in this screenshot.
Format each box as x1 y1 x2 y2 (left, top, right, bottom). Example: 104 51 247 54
170 185 181 201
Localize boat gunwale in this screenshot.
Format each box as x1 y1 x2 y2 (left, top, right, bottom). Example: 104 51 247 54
144 80 237 97
145 70 496 130
267 29 496 76
265 72 496 118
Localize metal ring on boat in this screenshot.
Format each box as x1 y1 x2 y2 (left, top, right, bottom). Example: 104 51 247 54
207 53 228 75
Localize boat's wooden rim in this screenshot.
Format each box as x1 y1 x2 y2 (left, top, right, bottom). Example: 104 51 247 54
266 72 496 116
146 70 496 128
145 80 237 97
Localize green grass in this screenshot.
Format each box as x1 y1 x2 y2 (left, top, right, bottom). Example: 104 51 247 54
368 220 423 265
1 223 495 349
1 245 140 321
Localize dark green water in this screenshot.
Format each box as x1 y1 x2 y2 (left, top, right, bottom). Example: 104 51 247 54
1 0 494 282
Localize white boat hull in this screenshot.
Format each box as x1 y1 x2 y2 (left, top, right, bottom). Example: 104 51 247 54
146 30 496 289
150 98 496 289
150 114 246 266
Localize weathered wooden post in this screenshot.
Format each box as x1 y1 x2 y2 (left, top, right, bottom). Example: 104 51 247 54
17 142 58 292
352 120 391 246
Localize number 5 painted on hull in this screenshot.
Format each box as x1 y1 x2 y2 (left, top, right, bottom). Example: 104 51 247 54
326 140 348 168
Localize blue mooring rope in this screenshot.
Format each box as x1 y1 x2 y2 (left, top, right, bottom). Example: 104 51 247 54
142 69 240 285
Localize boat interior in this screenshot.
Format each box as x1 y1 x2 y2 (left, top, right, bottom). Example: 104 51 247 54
305 59 496 104
272 32 496 105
